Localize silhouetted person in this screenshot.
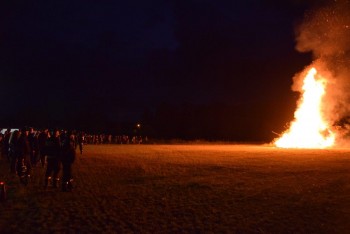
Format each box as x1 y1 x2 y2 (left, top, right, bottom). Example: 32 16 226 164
17 127 32 185
28 127 36 165
0 132 3 157
2 129 11 160
77 132 84 154
38 128 49 167
9 130 20 174
44 129 61 188
61 131 76 191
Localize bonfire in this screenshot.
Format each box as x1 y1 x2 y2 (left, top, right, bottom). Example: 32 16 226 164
274 67 335 149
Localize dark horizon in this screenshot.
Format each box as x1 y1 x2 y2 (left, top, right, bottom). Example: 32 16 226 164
1 0 327 141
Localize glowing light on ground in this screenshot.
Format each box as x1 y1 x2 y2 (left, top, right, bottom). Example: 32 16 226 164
275 67 335 148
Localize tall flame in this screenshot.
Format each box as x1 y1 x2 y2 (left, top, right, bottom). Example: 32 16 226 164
275 67 335 148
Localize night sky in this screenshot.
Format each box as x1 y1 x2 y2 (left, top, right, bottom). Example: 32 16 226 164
0 1 327 139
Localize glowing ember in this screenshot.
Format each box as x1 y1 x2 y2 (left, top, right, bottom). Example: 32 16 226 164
275 67 335 148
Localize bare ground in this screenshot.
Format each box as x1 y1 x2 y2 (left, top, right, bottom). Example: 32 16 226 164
0 144 350 233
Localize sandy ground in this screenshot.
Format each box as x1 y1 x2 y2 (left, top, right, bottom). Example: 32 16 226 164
0 144 350 233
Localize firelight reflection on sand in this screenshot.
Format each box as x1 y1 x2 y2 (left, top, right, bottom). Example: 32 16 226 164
275 67 335 149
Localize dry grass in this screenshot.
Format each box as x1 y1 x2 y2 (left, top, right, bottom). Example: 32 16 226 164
0 144 350 233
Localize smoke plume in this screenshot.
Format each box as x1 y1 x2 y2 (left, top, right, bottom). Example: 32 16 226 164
293 0 350 137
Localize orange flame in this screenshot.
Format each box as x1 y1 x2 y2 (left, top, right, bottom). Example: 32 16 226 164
275 67 335 148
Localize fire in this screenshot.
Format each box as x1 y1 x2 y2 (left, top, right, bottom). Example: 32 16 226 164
275 67 335 148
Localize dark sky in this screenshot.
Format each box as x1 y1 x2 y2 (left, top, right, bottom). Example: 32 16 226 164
0 0 322 135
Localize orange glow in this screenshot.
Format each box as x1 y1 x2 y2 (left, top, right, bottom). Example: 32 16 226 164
275 67 335 148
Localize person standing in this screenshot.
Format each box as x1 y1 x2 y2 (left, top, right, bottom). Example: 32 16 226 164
17 127 32 185
8 130 20 174
38 128 49 167
60 131 76 191
33 130 40 166
77 132 84 154
28 127 36 166
44 129 61 188
2 129 11 161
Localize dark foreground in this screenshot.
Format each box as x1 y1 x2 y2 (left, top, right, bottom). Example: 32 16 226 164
0 145 349 233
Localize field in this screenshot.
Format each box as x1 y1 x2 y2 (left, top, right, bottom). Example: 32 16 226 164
0 144 350 233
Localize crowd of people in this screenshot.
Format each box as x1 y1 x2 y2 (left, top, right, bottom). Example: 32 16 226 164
0 127 147 192
84 134 145 145
0 127 80 192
